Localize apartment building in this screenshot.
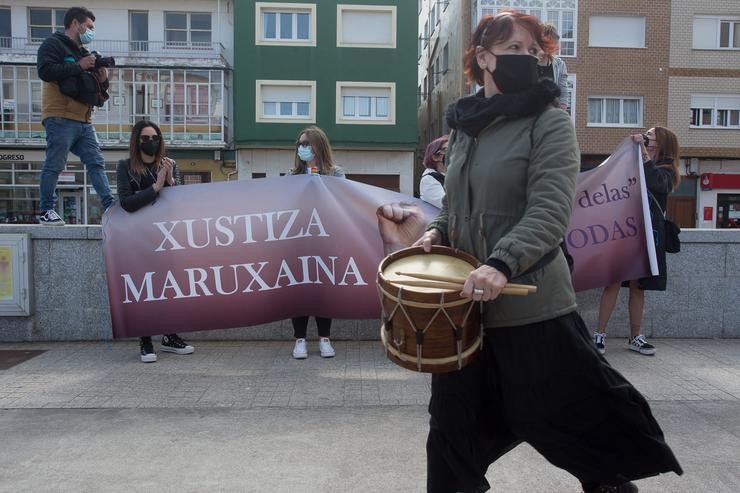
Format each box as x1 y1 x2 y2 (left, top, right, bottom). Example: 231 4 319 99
233 1 417 193
0 1 233 225
417 0 740 228
670 0 740 228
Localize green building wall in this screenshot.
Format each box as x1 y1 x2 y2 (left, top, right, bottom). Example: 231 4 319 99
233 0 418 149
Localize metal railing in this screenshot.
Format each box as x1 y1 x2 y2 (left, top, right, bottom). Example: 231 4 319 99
0 37 227 60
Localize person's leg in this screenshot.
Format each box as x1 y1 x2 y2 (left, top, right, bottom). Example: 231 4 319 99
71 123 114 210
160 333 194 355
316 317 335 358
315 317 332 338
627 281 655 355
139 336 156 363
292 317 309 359
39 118 77 215
594 283 620 354
292 317 309 339
597 283 620 332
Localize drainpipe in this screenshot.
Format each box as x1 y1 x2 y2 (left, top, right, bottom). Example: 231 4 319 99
226 170 238 181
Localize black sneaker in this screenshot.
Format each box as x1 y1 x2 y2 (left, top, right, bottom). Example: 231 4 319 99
584 481 638 493
160 334 194 355
140 337 157 363
593 331 606 355
628 334 656 355
38 210 65 226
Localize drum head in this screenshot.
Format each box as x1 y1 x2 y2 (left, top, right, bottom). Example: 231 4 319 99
381 249 477 293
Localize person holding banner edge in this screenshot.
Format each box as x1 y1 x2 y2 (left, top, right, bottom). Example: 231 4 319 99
116 120 195 363
412 11 682 492
288 126 345 359
593 127 681 356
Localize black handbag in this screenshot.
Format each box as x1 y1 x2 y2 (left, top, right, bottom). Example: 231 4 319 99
649 192 681 254
664 219 681 254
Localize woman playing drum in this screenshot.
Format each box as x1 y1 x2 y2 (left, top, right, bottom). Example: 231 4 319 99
412 10 682 493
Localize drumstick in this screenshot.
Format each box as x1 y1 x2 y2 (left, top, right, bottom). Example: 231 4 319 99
394 271 537 293
389 279 531 296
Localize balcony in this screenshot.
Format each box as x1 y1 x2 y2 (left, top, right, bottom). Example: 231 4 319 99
0 37 229 67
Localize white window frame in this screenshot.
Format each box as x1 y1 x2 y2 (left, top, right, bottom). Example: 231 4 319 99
477 0 578 57
693 16 740 50
335 81 395 125
690 94 740 129
566 74 576 124
256 80 316 124
588 16 646 49
336 4 397 49
587 96 643 128
164 11 212 49
28 7 66 44
255 2 316 47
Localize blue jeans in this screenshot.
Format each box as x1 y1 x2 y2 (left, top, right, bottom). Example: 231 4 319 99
40 117 114 212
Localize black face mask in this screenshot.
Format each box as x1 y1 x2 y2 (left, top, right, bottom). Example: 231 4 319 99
140 140 158 157
485 53 539 94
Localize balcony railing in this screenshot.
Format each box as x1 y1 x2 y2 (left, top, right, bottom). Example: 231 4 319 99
0 37 227 62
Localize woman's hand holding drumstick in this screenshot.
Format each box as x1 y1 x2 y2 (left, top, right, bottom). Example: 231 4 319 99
393 272 535 298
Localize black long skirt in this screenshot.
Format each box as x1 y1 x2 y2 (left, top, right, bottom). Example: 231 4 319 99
426 311 682 493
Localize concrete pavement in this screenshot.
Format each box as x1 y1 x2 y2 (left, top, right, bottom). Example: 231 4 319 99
0 338 738 492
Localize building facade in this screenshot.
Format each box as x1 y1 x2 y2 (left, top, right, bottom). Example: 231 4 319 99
416 0 740 229
0 0 234 225
233 0 417 193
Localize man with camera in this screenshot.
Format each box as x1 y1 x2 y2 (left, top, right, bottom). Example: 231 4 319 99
36 6 115 225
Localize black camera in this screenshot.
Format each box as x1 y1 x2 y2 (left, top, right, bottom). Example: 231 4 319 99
91 50 115 69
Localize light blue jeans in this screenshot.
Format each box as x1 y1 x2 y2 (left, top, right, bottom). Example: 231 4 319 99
40 117 114 212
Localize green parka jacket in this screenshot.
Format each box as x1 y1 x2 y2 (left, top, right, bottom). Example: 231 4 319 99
428 105 580 327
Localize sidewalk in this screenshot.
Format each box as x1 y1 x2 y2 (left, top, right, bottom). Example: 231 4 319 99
0 338 738 492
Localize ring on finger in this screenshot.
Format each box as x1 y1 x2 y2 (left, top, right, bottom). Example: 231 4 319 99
473 288 484 295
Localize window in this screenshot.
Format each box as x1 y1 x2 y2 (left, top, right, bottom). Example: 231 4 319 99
336 82 395 125
693 16 740 49
589 16 645 48
587 97 642 127
28 8 66 43
478 0 577 56
256 3 316 46
164 12 212 49
337 5 396 48
690 95 740 128
256 80 315 123
0 7 10 49
442 43 449 73
129 11 149 52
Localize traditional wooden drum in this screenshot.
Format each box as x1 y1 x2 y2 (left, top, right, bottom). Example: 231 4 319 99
377 246 481 373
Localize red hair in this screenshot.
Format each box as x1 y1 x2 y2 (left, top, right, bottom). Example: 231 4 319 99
423 136 449 169
463 10 555 86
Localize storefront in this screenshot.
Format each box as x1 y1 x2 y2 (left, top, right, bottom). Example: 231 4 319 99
0 149 234 224
0 149 126 224
697 172 740 229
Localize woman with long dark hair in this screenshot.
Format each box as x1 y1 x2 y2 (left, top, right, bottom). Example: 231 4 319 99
116 120 195 363
593 126 681 356
414 11 682 493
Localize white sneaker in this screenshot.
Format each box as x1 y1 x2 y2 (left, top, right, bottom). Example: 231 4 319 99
319 337 335 358
293 338 308 359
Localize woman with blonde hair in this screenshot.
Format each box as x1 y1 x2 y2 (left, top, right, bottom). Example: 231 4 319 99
288 126 345 359
594 126 681 356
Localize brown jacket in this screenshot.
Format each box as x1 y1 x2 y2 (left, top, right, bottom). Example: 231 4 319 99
42 82 92 123
37 32 94 123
